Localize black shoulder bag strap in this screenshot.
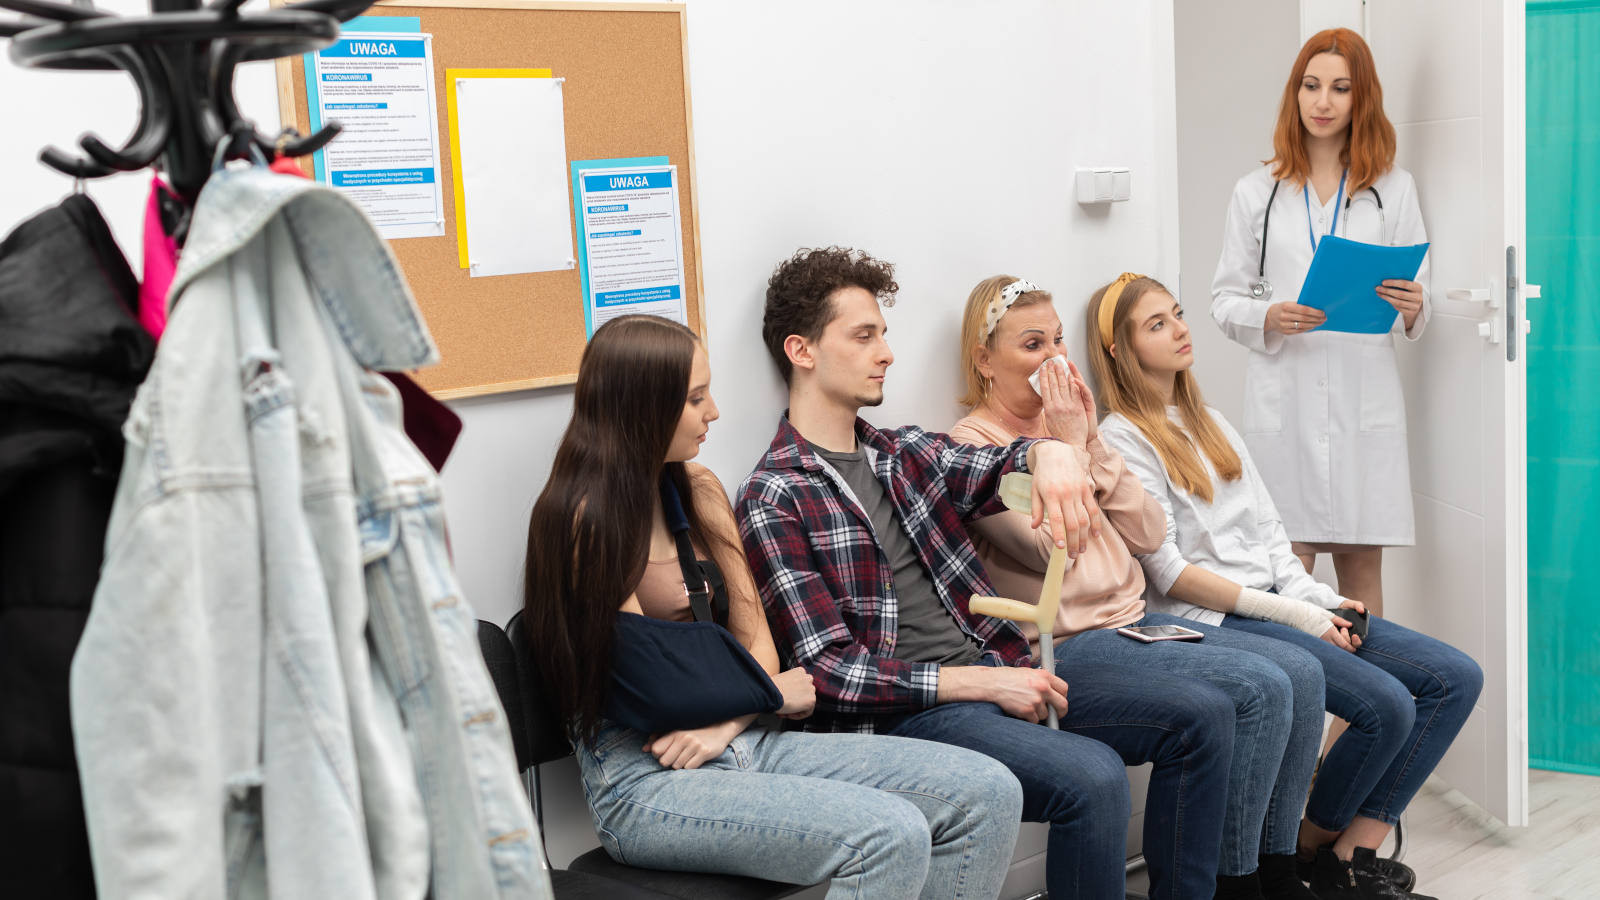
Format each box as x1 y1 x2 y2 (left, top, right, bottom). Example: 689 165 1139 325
659 472 728 626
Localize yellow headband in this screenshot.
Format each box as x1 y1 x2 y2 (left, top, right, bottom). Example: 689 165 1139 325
1096 272 1145 350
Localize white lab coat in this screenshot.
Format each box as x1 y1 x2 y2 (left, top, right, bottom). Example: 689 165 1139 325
1210 164 1431 545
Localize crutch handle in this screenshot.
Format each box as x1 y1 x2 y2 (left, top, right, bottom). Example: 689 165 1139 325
969 595 1042 623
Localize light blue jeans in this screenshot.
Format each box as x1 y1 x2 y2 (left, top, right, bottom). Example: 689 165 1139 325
575 721 1023 899
1058 613 1325 873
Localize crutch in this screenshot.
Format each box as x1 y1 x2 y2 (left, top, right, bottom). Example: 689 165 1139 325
969 472 1069 729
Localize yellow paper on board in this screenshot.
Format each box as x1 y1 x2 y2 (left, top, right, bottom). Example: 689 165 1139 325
446 68 553 268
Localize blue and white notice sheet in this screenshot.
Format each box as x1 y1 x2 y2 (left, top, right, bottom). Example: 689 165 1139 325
309 32 446 239
576 164 688 333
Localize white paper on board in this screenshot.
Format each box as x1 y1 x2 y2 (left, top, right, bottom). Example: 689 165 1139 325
454 76 575 278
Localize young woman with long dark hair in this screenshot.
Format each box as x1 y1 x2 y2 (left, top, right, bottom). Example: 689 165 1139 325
522 314 1022 900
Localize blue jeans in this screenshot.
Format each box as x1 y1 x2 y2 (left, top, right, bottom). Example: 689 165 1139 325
1059 613 1324 872
575 721 1023 900
1222 613 1483 828
889 661 1234 900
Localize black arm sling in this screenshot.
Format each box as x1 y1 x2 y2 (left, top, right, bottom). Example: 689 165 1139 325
658 471 730 627
590 473 785 735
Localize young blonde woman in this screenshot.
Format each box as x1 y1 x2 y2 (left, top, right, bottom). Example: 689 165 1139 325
1210 28 1430 616
950 275 1323 900
1090 274 1481 900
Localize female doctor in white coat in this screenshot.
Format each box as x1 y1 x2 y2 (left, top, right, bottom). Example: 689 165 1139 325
1211 28 1428 615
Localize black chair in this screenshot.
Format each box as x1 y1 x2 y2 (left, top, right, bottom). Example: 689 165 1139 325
477 620 676 900
480 616 810 900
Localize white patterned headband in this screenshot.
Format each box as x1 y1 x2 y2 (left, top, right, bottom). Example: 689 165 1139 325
983 279 1042 337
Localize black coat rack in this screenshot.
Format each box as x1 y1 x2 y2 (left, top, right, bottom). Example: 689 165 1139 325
1 0 376 201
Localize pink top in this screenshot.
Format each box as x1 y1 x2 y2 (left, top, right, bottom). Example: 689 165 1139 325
633 544 704 622
137 176 179 340
951 408 1167 649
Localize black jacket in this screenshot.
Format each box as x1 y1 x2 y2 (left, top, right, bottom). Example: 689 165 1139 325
0 194 154 898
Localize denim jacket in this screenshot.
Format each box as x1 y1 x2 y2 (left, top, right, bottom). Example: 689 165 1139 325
69 168 551 900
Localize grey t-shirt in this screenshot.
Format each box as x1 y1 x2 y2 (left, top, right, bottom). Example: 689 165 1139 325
815 444 983 666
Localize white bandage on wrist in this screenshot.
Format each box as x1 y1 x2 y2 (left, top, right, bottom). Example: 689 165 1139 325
1234 586 1335 637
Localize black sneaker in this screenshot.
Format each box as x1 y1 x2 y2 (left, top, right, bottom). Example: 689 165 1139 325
1257 854 1320 899
1308 847 1436 899
1213 871 1266 899
1351 848 1417 893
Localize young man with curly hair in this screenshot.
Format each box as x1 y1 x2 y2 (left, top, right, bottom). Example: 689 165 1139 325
735 247 1238 900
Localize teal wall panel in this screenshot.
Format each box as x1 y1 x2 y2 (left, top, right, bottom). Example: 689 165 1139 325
1527 0 1600 775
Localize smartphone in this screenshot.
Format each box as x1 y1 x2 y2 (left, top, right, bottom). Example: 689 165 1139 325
1329 607 1370 640
1116 624 1205 643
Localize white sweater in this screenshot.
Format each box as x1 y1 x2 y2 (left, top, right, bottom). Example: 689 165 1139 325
1098 406 1343 626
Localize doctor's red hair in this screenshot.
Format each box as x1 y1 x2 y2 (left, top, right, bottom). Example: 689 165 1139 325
1268 28 1395 195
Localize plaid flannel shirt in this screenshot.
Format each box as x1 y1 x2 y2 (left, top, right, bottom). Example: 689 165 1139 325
736 415 1039 734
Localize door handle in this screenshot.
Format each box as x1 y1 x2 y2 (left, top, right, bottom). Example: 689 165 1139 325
1525 283 1542 299
1456 282 1509 347
1448 286 1501 309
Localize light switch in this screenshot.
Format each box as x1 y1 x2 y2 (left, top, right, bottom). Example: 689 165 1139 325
1112 169 1132 201
1075 167 1132 205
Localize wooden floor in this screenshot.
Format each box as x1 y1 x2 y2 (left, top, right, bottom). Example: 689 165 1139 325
1398 768 1600 899
1123 768 1600 900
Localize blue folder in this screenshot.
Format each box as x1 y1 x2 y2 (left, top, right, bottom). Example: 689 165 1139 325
1299 235 1430 334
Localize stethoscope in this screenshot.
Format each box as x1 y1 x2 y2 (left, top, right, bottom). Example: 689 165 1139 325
1250 169 1385 301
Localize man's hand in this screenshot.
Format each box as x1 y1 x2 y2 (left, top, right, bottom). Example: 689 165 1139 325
1025 440 1102 557
939 665 1070 724
772 667 816 719
644 720 743 770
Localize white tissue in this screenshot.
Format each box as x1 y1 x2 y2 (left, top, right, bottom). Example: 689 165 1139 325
1027 355 1070 397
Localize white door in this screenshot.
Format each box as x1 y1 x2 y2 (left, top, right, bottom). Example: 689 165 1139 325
1366 0 1529 826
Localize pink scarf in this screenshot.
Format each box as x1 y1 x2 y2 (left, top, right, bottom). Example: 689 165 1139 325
138 176 180 340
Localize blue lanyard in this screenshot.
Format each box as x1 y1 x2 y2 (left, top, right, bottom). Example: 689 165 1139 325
1304 168 1348 252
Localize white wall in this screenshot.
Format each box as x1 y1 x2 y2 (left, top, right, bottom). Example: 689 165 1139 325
1300 0 1366 42
1173 0 1300 427
1 0 1178 889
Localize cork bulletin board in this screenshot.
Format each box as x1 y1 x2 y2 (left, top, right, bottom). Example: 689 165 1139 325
275 0 705 399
